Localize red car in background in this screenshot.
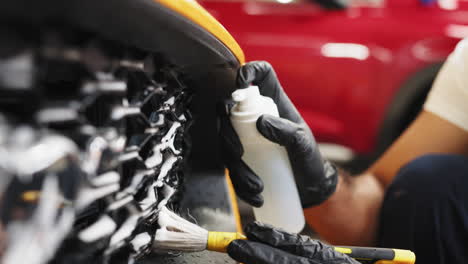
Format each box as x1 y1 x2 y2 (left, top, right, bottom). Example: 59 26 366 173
200 0 468 166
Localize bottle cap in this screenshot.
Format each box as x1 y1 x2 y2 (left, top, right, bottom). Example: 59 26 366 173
231 86 279 124
231 86 261 112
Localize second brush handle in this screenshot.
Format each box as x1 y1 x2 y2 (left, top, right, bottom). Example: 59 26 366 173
334 246 415 264
207 232 414 264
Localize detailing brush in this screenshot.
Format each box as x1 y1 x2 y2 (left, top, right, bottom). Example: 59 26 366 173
153 207 415 264
153 206 245 253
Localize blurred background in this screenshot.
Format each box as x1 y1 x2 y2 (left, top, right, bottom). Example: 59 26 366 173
197 0 468 229
200 0 468 171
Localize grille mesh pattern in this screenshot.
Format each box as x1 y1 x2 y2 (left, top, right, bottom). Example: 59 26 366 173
0 26 193 264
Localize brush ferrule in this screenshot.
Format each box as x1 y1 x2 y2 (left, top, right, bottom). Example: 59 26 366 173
207 232 246 253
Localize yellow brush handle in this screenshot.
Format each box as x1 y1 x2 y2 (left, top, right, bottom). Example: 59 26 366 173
334 246 415 264
207 232 246 253
206 232 415 264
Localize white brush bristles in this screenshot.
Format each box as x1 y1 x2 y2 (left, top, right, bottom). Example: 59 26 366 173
153 206 208 252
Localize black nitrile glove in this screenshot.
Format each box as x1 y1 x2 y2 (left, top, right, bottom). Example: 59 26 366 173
227 221 359 264
219 61 338 208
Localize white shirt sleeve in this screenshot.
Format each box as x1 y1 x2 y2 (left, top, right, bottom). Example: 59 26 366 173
423 38 468 132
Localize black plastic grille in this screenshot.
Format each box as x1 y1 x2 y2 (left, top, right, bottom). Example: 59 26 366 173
0 25 193 264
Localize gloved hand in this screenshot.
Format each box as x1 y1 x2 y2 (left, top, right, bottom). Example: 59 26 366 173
219 61 338 208
227 221 359 264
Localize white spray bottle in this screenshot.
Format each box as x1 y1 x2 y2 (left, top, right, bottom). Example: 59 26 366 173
230 86 305 233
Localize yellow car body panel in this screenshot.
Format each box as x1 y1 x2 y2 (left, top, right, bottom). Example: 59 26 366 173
155 0 245 64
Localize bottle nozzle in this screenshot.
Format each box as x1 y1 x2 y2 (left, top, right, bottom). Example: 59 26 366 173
232 89 247 102
231 86 261 112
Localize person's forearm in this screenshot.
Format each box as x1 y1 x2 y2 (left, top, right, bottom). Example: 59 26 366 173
303 111 468 246
303 171 384 246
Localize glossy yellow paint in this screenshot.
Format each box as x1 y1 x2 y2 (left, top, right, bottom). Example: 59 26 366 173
154 0 245 64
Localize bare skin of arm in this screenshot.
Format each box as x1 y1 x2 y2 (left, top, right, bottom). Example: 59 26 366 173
303 110 468 246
